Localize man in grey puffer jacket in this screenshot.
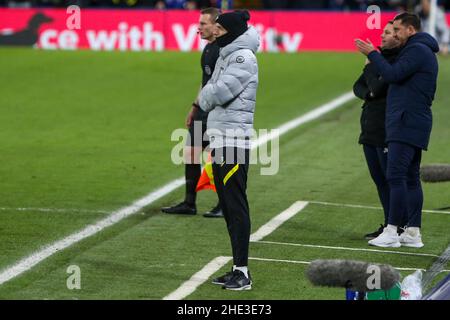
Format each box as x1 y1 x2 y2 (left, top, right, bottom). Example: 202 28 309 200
199 10 260 291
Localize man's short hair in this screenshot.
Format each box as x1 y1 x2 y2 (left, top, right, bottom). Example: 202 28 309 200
200 7 221 22
393 12 421 31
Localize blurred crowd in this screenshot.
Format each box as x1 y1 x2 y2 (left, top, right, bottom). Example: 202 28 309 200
265 0 450 10
2 0 450 10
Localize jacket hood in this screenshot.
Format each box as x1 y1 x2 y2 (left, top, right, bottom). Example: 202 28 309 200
220 26 260 58
379 45 402 61
407 32 440 53
380 46 402 56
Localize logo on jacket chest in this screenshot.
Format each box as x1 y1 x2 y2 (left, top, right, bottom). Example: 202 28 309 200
236 56 245 63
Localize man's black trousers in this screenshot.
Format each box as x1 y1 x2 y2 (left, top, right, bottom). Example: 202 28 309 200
211 147 250 267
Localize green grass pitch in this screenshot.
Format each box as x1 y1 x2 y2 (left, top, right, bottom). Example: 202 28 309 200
0 48 448 299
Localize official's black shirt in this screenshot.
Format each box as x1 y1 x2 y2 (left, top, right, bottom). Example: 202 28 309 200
195 41 220 122
201 40 220 87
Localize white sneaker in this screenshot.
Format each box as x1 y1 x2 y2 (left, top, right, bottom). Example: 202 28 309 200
400 228 424 248
368 227 401 247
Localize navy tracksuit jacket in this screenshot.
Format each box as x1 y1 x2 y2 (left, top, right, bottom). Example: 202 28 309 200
368 32 439 150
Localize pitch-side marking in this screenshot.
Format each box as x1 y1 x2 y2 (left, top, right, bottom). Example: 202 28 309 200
0 91 355 286
248 257 450 273
0 178 185 286
308 200 450 215
163 201 309 300
254 240 440 258
0 207 110 214
162 256 232 301
164 255 449 301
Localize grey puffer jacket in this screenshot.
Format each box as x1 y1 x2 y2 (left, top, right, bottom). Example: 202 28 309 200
199 26 260 149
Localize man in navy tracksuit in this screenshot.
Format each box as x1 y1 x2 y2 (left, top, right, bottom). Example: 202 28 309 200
353 21 406 240
355 12 439 248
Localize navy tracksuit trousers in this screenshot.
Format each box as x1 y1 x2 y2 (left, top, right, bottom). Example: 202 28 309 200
386 142 423 228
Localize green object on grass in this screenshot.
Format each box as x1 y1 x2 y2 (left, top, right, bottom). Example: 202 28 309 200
366 282 402 300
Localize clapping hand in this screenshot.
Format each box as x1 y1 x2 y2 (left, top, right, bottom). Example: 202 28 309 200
355 38 376 56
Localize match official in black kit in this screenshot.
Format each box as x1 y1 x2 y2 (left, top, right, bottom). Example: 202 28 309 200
162 7 223 218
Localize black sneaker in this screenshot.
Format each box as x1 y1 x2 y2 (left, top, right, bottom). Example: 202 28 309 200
364 224 385 240
212 269 234 285
203 204 224 218
161 201 196 215
222 270 252 291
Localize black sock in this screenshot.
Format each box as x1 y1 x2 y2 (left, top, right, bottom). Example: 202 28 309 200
185 164 201 206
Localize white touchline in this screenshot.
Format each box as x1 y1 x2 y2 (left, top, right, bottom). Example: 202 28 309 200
309 200 450 215
0 178 185 286
164 255 450 300
250 201 309 242
254 240 440 258
252 92 355 148
249 257 310 265
0 91 355 286
163 256 232 300
247 257 450 273
163 201 309 300
0 207 110 214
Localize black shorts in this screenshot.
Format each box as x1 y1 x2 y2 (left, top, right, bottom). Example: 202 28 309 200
186 120 209 149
